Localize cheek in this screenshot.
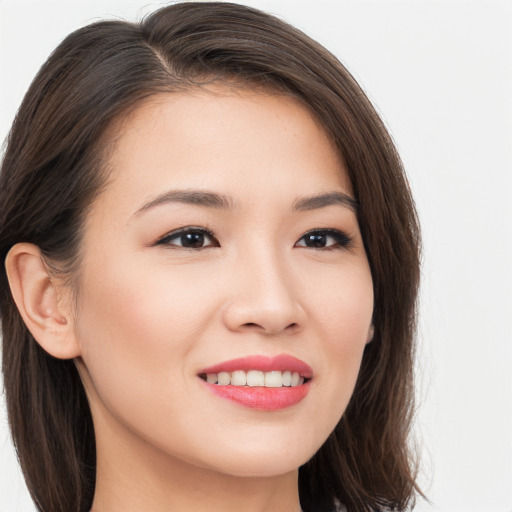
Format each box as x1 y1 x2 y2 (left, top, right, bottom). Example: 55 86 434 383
73 258 230 465
74 258 219 407
305 263 373 426
79 254 215 341
306 257 373 344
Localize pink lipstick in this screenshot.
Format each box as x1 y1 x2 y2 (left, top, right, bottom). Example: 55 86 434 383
198 354 312 411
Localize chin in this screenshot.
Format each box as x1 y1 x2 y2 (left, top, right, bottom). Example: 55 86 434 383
194 435 321 478
214 457 306 479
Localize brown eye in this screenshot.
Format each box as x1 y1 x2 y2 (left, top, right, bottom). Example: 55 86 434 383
295 229 352 250
302 233 329 248
157 228 219 249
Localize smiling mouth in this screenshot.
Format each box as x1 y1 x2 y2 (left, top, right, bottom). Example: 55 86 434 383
199 370 309 388
197 354 313 409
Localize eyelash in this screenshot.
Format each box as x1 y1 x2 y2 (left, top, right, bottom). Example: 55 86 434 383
295 228 353 251
156 227 219 249
155 226 353 251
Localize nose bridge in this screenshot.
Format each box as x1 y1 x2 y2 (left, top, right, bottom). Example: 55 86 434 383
246 242 294 303
223 238 305 335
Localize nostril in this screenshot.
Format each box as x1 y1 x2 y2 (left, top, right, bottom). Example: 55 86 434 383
282 322 299 332
241 321 300 335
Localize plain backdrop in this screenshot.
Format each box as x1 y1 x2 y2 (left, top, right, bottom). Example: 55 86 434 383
1 1 511 511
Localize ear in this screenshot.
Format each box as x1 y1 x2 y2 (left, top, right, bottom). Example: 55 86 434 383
366 323 375 344
5 243 81 359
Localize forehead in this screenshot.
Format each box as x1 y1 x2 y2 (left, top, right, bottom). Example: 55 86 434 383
98 88 352 215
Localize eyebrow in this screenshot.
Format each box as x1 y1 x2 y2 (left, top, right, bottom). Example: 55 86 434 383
292 192 358 212
134 190 233 215
134 189 357 216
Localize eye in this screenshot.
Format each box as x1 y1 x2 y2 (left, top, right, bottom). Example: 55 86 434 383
295 229 352 250
156 227 219 249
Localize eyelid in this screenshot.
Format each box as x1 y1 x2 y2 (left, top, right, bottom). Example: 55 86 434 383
295 228 353 250
155 226 219 248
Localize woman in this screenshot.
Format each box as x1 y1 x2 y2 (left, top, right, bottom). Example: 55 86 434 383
0 2 421 511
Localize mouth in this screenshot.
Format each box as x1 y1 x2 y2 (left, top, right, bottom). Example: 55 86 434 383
198 354 313 410
199 370 309 388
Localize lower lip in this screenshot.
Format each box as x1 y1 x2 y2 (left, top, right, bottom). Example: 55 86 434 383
201 380 311 410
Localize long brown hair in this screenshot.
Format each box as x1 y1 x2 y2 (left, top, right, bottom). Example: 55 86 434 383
0 3 421 511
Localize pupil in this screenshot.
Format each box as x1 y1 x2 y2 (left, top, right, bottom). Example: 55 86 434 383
182 232 204 248
306 233 326 247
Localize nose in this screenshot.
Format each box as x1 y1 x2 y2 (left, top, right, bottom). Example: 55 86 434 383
221 249 307 336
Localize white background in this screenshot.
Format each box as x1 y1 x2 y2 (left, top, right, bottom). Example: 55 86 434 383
1 1 511 511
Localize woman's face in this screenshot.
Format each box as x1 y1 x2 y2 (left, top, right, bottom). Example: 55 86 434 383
73 88 374 477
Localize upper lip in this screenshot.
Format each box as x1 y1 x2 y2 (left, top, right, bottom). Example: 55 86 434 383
199 354 314 379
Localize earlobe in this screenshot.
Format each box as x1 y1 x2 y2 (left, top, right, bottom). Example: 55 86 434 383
5 243 81 359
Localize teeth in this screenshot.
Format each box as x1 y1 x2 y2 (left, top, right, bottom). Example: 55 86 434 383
218 372 231 386
264 371 282 387
231 370 247 386
246 370 265 387
204 370 306 387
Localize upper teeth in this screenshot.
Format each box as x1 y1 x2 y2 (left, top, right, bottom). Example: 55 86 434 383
205 370 305 387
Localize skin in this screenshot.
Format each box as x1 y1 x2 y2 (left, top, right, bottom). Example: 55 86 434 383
8 88 374 512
